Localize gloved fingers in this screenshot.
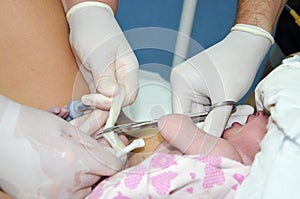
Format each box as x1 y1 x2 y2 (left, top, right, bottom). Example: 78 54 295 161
77 62 97 93
115 46 139 106
81 93 112 110
171 59 211 113
85 46 138 109
89 32 138 106
69 113 90 128
64 117 124 174
171 64 193 113
225 105 255 129
172 87 210 114
172 87 192 114
70 109 109 136
202 106 233 137
84 146 123 176
71 131 123 175
88 46 120 98
232 104 255 115
191 100 212 113
72 174 100 193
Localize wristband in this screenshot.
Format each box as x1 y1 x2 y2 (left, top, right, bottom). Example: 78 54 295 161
66 1 114 19
231 24 275 44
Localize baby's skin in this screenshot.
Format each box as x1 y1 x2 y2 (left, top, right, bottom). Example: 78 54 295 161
157 111 269 165
47 106 70 119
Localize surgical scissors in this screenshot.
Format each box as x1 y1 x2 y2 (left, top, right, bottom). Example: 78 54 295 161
95 101 237 140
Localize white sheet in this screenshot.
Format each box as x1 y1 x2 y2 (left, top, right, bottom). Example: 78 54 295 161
235 55 300 199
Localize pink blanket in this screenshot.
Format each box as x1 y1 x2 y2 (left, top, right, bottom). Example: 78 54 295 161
88 153 250 199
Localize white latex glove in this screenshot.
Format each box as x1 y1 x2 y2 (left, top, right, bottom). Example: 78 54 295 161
66 2 139 111
171 24 274 137
0 95 122 199
69 87 126 152
194 104 255 129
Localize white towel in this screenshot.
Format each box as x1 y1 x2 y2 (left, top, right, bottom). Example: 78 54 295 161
235 55 300 199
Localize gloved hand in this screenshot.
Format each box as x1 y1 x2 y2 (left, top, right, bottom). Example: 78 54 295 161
171 24 274 137
0 95 122 199
66 2 139 111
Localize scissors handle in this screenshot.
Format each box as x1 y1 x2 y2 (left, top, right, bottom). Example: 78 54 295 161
95 111 209 140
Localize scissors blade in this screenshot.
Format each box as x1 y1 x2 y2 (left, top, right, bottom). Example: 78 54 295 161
95 111 209 140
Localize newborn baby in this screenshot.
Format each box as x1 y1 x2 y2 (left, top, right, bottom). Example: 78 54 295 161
157 111 269 165
86 111 269 199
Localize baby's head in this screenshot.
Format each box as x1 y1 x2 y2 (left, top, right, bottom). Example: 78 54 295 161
222 111 269 165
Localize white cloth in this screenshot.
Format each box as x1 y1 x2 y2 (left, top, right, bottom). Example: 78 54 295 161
235 55 300 199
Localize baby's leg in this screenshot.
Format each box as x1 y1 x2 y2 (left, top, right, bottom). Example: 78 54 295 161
158 114 214 154
158 114 243 162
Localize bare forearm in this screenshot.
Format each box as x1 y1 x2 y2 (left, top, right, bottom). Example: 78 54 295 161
61 0 118 13
235 0 287 33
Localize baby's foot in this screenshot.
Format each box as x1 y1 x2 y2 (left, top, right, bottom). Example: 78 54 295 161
47 106 69 119
158 114 215 154
158 114 242 162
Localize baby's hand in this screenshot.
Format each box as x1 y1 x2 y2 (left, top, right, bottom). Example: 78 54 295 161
47 106 69 119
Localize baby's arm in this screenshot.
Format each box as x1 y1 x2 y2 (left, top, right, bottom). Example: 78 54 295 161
158 114 243 163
